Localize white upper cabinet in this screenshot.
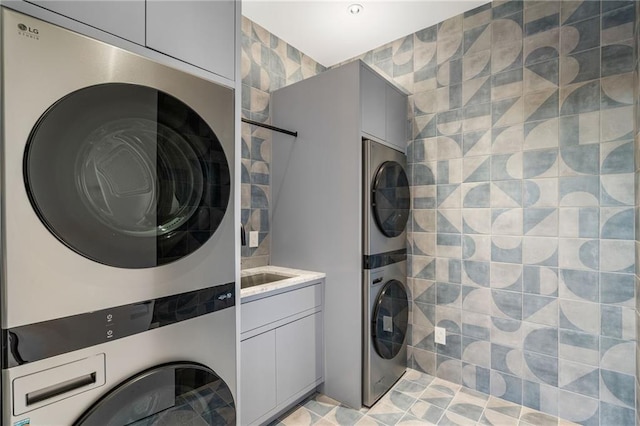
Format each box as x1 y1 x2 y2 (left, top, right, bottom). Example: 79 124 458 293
21 0 236 81
25 0 145 44
146 0 235 81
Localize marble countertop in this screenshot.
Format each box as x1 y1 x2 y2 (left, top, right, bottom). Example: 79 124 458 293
240 265 325 303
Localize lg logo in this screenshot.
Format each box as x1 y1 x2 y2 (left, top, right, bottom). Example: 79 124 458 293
18 23 39 35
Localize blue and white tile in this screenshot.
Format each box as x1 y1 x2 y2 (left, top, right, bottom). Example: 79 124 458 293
491 208 523 236
492 125 524 153
558 207 599 238
558 359 599 399
601 173 634 206
601 106 634 142
436 355 462 385
559 268 599 302
600 305 635 340
523 237 558 266
438 210 462 234
491 316 522 348
438 184 462 209
523 178 558 208
600 140 634 174
522 351 558 387
462 182 490 208
522 323 558 357
462 208 491 234
523 208 557 236
462 260 490 287
559 329 599 367
559 176 600 207
461 363 490 395
461 337 490 368
491 289 522 321
559 299 600 335
600 272 634 307
490 262 522 291
491 153 523 180
523 294 558 327
524 119 558 150
491 342 523 376
558 390 599 425
600 239 634 273
491 236 522 264
490 370 523 405
436 258 462 283
522 380 559 418
559 111 600 147
492 96 525 128
462 310 491 341
463 234 491 261
523 265 558 296
463 129 491 157
600 336 635 376
462 286 491 315
491 181 522 208
558 238 599 270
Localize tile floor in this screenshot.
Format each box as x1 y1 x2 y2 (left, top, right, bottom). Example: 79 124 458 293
270 369 578 425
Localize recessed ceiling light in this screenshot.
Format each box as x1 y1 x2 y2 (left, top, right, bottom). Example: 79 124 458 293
348 4 363 15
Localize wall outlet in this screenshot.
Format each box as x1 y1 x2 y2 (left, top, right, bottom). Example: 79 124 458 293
435 327 446 345
249 231 259 248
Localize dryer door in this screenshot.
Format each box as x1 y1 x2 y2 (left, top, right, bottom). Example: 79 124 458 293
371 161 410 238
372 280 409 359
74 363 235 426
24 83 231 268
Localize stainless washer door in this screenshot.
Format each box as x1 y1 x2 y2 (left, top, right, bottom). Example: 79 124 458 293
74 363 235 426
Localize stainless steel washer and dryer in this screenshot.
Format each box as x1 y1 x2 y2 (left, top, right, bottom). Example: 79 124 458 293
1 9 236 425
362 139 410 407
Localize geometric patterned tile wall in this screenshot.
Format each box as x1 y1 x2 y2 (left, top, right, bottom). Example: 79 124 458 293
242 1 637 423
240 17 325 268
341 1 637 424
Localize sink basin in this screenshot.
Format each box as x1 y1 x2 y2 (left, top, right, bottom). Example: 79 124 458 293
241 272 294 289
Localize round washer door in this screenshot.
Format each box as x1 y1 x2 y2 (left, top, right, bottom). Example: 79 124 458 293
372 280 409 359
371 161 410 238
74 363 235 426
24 83 231 268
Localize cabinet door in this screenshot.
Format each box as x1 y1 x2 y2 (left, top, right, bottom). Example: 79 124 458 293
146 0 236 81
241 330 277 425
25 0 145 44
276 313 323 404
360 66 386 141
386 84 407 150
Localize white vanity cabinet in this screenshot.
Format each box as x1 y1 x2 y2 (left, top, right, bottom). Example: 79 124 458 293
240 280 324 426
14 0 237 81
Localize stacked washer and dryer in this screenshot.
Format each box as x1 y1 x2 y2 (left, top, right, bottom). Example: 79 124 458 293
271 61 409 409
1 8 237 426
362 140 410 407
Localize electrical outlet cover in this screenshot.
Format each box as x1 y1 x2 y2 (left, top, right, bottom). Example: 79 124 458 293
435 326 446 345
249 231 259 247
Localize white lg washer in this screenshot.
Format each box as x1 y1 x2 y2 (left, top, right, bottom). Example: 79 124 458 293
1 8 237 425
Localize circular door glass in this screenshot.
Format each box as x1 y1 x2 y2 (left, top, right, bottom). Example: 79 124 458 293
24 83 230 268
74 363 235 426
372 161 409 237
372 280 408 359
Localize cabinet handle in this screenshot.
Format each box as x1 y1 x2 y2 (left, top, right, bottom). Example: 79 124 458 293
26 373 96 406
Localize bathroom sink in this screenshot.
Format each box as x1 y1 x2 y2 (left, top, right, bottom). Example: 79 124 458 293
241 272 294 289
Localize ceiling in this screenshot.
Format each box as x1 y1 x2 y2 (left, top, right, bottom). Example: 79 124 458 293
242 0 489 68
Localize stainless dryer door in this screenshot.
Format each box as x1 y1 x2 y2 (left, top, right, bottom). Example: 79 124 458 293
25 83 230 268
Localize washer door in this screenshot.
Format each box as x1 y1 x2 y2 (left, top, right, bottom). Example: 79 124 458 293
74 363 235 426
372 280 409 359
24 83 230 268
371 161 410 238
